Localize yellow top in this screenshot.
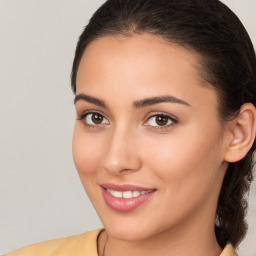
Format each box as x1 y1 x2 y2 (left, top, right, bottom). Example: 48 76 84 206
4 229 237 256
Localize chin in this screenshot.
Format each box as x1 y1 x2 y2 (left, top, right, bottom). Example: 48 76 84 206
105 225 150 241
100 214 162 242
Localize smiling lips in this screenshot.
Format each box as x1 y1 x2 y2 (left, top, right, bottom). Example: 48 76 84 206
101 183 156 212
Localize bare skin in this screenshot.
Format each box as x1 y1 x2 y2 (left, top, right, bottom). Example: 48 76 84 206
73 33 256 256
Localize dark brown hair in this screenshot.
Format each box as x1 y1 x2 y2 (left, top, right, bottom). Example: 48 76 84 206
71 0 256 248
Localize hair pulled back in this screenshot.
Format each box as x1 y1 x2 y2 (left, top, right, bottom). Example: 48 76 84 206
71 0 256 248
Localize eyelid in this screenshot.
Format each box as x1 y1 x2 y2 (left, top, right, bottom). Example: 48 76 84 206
77 110 110 126
76 110 178 129
144 111 178 121
143 112 178 128
77 109 106 118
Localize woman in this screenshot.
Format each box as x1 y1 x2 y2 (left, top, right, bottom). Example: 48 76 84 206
5 0 256 255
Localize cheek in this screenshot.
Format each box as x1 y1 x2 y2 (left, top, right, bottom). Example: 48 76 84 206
143 123 224 199
72 124 103 177
140 131 224 227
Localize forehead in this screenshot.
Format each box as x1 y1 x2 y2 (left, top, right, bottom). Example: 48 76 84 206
76 33 217 114
77 33 203 86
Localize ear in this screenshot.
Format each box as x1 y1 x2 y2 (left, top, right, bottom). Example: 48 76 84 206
224 103 256 163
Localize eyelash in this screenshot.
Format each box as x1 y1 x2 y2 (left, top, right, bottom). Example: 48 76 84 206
143 113 178 130
77 111 178 130
77 111 109 128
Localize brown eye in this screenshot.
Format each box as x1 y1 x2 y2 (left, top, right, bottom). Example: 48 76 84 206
91 113 103 124
83 112 109 126
155 115 169 126
144 114 176 128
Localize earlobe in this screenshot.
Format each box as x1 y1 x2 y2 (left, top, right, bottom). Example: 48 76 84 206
224 103 256 163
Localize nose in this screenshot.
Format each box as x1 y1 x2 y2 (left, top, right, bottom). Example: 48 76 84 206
102 126 142 175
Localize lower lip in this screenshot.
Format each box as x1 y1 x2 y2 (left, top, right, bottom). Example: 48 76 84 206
101 188 156 212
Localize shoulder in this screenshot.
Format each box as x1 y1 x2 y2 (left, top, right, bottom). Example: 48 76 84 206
220 243 238 256
4 229 104 256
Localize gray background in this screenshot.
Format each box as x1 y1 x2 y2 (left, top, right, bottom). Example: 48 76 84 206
0 0 255 255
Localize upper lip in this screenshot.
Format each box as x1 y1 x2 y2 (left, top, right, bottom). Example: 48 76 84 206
100 183 156 192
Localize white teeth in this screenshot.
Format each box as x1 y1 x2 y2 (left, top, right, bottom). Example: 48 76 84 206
132 191 140 197
106 189 151 198
107 189 122 198
112 190 122 198
123 191 133 198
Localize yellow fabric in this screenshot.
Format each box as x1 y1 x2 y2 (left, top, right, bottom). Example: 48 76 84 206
5 229 237 256
220 243 238 256
4 229 104 256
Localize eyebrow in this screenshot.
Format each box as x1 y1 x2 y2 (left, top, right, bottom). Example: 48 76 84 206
74 93 190 108
133 95 190 108
74 94 107 108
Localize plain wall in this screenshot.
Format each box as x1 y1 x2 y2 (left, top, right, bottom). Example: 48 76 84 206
0 0 255 255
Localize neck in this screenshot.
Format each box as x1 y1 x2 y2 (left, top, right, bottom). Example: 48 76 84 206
104 231 221 256
99 214 222 256
98 195 223 256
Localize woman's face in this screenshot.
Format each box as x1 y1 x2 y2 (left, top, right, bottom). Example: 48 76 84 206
73 33 229 241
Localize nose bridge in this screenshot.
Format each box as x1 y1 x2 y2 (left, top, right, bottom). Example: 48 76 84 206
103 122 141 174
